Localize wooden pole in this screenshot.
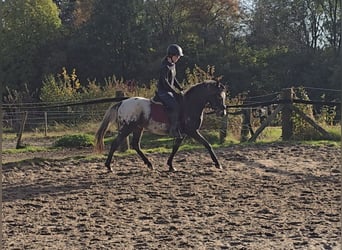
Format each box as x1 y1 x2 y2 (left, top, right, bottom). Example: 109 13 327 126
219 113 228 144
281 88 294 140
116 91 129 152
240 108 254 142
292 106 333 139
16 111 28 149
248 104 283 142
44 112 48 137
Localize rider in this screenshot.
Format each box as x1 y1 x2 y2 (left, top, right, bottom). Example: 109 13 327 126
157 44 184 138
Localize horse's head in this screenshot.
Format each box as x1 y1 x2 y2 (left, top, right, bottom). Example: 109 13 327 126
206 80 227 117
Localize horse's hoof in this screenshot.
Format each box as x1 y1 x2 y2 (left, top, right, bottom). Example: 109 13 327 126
215 164 223 170
147 163 154 170
105 165 113 173
168 166 177 172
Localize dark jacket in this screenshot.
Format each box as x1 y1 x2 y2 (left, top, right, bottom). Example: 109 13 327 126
157 57 183 94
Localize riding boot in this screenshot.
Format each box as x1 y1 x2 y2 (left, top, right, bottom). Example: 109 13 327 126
168 109 182 138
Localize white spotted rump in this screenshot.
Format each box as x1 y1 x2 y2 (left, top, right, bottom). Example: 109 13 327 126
117 97 169 135
117 97 150 125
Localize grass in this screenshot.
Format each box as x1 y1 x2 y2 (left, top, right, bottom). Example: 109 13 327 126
3 123 340 157
252 127 283 143
327 126 342 140
3 145 56 154
54 134 95 148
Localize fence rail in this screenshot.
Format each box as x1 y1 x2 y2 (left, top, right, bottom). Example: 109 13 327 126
2 87 341 149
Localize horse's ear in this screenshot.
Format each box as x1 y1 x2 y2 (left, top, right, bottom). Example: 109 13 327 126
214 78 222 87
213 76 223 84
217 81 226 91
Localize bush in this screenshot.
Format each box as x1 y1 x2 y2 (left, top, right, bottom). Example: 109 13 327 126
292 87 316 139
40 67 82 103
54 134 94 148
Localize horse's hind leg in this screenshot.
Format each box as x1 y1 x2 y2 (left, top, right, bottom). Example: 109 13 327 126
167 137 184 172
131 128 153 169
105 128 132 173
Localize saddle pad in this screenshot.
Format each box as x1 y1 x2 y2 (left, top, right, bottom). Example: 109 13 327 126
151 96 163 105
151 102 169 124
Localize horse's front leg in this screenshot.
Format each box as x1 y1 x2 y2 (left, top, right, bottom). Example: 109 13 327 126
167 137 184 172
189 130 222 169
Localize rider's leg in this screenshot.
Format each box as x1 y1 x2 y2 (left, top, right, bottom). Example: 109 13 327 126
157 91 182 138
168 105 182 138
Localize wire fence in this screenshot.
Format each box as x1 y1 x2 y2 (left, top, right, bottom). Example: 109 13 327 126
2 87 341 138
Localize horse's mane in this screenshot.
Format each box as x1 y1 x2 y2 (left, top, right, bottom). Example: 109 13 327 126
184 80 219 95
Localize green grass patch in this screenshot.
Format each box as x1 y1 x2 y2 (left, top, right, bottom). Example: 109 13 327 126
3 146 56 154
326 126 341 141
54 134 95 148
3 125 340 158
255 127 282 142
301 140 341 147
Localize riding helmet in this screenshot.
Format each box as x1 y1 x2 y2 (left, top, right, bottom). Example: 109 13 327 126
167 44 184 57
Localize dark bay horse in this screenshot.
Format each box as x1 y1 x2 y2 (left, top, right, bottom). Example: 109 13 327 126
95 80 227 172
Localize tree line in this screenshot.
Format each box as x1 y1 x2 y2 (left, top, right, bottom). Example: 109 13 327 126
0 0 340 100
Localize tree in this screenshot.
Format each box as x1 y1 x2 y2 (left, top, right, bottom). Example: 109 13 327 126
0 0 62 90
65 0 151 83
320 0 341 53
243 0 340 94
144 0 240 82
249 0 341 52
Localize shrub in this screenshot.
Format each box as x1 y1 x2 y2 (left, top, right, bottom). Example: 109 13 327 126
54 134 94 148
40 67 82 103
316 94 337 125
292 87 316 139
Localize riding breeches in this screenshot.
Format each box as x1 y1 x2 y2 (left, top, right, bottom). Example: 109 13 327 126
157 91 179 110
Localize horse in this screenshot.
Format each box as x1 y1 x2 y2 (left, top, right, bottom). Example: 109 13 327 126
94 79 227 173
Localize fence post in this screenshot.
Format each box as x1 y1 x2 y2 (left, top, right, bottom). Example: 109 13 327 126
16 111 28 149
219 113 228 144
44 111 48 136
116 91 130 152
240 108 253 142
281 88 294 140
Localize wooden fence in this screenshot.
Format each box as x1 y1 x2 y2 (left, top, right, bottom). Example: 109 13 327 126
3 88 341 149
219 88 340 143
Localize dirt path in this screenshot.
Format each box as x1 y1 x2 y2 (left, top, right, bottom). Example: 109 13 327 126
2 144 341 249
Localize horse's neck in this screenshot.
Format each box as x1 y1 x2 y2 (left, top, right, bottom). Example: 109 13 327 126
183 89 207 116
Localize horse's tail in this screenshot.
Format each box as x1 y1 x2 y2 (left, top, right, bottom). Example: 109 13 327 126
94 102 120 153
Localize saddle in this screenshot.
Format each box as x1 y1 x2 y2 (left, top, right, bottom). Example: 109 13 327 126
151 92 185 126
150 95 170 124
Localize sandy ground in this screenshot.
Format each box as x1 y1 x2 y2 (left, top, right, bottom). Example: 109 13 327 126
2 143 341 249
